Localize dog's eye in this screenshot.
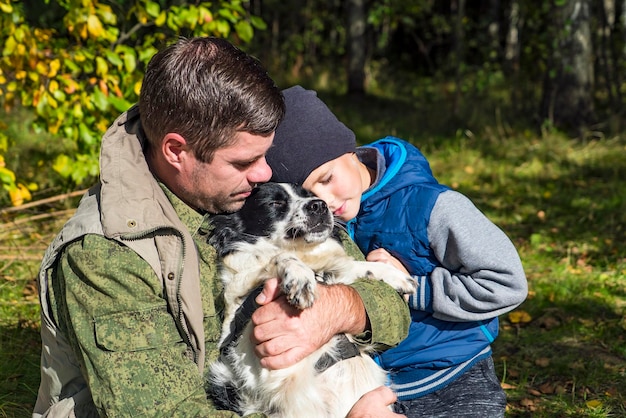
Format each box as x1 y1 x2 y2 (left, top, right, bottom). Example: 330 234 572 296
269 200 287 207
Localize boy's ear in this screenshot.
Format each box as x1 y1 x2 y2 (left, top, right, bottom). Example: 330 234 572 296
161 133 188 169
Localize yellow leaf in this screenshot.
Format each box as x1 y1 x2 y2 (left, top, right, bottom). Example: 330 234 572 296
155 11 166 26
9 183 32 206
3 36 16 54
72 103 84 118
134 80 142 96
96 56 108 77
49 80 59 93
0 2 13 13
36 61 48 75
49 118 63 135
79 23 88 39
28 72 40 83
49 59 61 77
508 310 532 324
586 400 602 409
44 91 58 109
87 15 104 37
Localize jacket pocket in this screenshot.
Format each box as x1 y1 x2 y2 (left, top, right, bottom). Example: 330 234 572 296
94 305 183 352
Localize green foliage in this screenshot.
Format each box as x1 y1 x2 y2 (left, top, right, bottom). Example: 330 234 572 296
0 0 265 205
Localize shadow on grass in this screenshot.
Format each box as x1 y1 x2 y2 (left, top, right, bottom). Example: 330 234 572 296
472 142 626 268
495 293 626 417
0 322 41 418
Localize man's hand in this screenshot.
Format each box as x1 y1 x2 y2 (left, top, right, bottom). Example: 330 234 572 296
251 278 368 369
347 386 405 418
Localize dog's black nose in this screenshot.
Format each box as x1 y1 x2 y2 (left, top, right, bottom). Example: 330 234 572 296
305 199 328 214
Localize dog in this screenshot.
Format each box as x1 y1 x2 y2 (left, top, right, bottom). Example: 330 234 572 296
207 182 416 418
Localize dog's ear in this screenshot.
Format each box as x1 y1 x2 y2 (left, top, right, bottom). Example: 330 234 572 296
209 214 245 257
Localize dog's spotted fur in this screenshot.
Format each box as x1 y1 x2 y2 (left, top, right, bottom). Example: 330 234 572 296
208 182 416 418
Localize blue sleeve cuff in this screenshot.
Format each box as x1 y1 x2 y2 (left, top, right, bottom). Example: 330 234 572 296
407 275 433 312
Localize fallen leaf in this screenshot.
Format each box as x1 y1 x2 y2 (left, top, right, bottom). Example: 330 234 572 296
501 382 517 390
535 357 551 367
536 315 560 329
539 383 555 394
508 310 532 324
586 400 602 408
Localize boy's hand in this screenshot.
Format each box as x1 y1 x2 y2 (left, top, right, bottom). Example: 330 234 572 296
347 386 405 418
366 248 409 275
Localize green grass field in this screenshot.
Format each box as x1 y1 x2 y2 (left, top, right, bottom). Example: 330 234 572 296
1 92 625 417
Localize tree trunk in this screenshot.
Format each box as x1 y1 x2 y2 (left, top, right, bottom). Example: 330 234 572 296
540 0 595 136
622 0 626 55
505 0 521 73
487 0 501 62
346 0 366 95
451 0 466 116
598 0 619 110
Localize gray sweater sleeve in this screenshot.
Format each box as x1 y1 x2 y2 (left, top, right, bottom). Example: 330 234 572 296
412 190 528 322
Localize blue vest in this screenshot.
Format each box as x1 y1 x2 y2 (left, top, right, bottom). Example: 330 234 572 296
347 137 497 400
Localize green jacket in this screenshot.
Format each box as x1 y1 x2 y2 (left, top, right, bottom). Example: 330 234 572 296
34 106 410 417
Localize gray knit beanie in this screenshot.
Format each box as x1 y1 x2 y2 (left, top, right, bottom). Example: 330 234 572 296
266 85 356 185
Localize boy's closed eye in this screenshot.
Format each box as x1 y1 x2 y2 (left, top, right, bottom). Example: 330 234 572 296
319 174 333 185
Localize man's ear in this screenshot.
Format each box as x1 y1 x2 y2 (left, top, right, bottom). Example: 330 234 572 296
161 133 188 170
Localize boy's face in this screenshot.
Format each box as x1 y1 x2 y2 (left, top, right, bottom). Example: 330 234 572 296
302 152 369 222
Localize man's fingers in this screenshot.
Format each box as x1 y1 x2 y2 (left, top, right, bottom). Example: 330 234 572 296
257 346 307 370
256 277 281 305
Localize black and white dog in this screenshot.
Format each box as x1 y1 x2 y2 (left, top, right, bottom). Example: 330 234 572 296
208 182 416 418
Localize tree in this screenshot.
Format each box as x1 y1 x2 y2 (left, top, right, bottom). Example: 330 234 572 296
346 0 366 94
0 0 265 205
540 0 595 135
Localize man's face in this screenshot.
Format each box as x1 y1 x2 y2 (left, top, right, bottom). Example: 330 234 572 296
183 131 274 214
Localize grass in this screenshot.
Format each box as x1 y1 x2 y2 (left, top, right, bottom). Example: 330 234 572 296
1 90 625 417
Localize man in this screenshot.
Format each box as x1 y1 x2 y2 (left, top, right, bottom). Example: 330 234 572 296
33 37 410 417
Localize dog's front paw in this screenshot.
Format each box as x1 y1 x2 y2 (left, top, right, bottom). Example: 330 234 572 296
379 268 418 296
395 273 418 296
273 254 317 309
365 262 418 296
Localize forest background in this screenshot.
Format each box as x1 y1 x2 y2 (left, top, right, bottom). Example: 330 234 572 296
1 0 625 417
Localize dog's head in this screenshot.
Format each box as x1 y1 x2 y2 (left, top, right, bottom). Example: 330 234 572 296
209 183 335 257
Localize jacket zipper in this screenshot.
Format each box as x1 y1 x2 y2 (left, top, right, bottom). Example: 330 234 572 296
122 226 196 363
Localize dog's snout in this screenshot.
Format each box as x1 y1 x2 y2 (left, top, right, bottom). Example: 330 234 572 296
305 199 328 214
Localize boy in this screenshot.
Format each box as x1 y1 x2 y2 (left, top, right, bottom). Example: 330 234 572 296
265 85 528 417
